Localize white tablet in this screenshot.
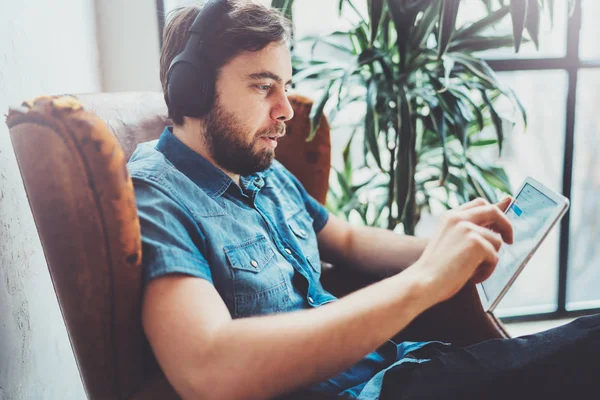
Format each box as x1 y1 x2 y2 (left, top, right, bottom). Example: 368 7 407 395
476 176 570 312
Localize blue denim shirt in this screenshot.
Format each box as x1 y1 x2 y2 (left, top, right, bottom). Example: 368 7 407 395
128 127 440 398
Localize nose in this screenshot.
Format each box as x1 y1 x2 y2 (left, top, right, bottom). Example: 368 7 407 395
271 89 294 122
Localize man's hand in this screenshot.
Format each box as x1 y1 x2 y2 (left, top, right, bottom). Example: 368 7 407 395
410 197 514 305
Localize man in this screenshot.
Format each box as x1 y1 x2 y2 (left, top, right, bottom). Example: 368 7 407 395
127 1 599 399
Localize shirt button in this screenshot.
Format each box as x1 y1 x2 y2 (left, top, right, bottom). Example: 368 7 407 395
308 296 314 303
250 260 258 268
284 248 292 255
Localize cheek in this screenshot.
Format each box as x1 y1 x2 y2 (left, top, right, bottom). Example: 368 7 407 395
240 106 271 136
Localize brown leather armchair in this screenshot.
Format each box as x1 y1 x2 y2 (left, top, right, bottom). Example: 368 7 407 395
6 93 509 400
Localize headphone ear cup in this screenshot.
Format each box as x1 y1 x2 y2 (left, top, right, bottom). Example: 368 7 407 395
194 60 216 116
167 58 215 118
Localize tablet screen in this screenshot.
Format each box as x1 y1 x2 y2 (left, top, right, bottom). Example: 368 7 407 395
480 183 559 305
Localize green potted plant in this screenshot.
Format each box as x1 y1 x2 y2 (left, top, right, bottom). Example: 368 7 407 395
274 0 560 234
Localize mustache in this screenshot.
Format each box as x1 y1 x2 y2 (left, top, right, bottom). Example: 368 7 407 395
258 122 286 138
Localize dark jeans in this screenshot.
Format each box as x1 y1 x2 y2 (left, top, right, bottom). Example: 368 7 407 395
380 314 600 400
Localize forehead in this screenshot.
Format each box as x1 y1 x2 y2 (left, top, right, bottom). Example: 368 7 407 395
221 42 292 81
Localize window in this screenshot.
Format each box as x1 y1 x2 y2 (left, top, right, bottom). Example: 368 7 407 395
155 0 600 321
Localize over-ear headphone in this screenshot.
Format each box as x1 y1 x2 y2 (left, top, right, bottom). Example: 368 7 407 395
166 0 231 118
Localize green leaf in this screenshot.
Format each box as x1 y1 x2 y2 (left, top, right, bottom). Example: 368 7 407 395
355 22 371 52
465 162 499 203
388 0 413 71
525 0 540 50
381 12 392 50
453 6 511 40
372 199 389 227
334 167 354 199
442 55 454 86
451 87 485 131
469 157 513 194
334 49 383 109
449 53 501 87
306 35 356 55
342 134 354 181
412 0 441 49
345 0 368 21
481 89 504 156
445 173 468 202
368 0 385 45
336 48 388 109
510 0 529 53
448 35 516 53
430 106 450 185
432 77 468 151
506 86 528 130
470 138 498 147
308 79 336 142
366 77 383 170
437 0 461 58
293 63 345 82
271 0 294 19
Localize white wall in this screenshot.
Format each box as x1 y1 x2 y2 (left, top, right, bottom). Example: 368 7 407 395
95 0 162 92
0 0 101 398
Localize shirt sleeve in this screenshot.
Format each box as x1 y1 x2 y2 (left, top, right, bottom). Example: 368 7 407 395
277 164 330 234
133 179 213 286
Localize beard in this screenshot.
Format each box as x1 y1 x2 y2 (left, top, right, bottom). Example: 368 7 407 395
202 98 286 176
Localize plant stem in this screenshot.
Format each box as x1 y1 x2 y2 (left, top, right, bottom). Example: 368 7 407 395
387 141 396 230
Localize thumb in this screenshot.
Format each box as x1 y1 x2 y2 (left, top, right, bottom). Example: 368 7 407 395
496 196 513 212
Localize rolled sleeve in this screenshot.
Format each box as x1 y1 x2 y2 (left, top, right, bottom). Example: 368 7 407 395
133 179 213 285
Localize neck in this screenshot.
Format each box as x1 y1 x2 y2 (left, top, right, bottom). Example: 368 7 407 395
172 121 241 185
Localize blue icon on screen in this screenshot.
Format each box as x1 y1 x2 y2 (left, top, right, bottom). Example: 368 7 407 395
511 203 523 217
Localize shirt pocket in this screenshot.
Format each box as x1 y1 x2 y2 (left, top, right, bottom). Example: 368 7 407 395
224 235 291 318
288 211 322 274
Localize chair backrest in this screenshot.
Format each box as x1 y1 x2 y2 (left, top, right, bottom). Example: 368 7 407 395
77 91 332 204
5 92 331 399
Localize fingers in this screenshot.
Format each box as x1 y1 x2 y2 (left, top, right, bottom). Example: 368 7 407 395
470 224 503 252
458 196 512 212
462 204 514 244
458 197 489 211
495 196 513 212
471 261 497 284
467 226 501 283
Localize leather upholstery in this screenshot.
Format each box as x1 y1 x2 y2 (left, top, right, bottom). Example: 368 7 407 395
6 92 508 399
6 96 156 399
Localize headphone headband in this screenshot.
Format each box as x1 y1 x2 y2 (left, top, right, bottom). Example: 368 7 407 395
189 0 230 36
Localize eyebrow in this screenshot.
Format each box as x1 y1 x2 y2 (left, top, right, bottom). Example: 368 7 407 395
247 71 293 86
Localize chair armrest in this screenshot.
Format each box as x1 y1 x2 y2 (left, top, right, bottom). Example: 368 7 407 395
320 264 509 347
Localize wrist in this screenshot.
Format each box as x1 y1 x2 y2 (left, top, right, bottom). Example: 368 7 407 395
390 265 440 316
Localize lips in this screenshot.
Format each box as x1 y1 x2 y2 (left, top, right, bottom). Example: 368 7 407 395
263 134 283 141
258 125 286 149
261 136 281 148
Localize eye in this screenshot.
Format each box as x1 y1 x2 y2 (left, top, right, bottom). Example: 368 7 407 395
256 84 272 92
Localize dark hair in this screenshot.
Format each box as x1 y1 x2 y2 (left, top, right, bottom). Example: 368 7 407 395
159 0 292 125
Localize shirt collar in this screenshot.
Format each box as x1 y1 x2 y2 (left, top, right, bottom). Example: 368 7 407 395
155 127 269 197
